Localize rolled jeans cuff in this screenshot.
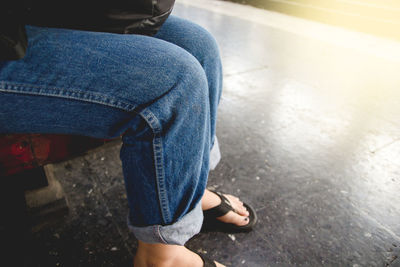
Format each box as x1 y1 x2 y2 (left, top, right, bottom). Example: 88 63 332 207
127 201 203 245
210 136 221 171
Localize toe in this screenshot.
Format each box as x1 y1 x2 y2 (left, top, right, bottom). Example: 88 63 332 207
217 211 249 227
204 190 251 227
225 195 249 217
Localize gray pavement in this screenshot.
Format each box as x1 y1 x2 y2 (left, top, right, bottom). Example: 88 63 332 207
31 1 400 266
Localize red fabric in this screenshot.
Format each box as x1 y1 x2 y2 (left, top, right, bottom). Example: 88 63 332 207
0 134 110 176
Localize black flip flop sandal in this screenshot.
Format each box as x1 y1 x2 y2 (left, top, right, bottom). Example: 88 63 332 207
197 252 217 267
201 190 257 233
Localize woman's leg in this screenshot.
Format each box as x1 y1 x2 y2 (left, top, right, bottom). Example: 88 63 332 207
155 16 223 149
0 24 209 246
155 16 250 227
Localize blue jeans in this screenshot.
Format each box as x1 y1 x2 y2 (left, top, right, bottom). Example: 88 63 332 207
0 16 223 245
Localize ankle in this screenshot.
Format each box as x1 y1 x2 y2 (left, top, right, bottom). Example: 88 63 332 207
134 242 174 267
201 189 221 210
134 241 203 267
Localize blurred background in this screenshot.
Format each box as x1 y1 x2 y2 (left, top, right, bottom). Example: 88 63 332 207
222 0 400 41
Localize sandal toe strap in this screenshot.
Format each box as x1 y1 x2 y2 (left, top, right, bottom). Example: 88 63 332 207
203 191 235 218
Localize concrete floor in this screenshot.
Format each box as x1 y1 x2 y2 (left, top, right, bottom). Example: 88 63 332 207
30 0 400 266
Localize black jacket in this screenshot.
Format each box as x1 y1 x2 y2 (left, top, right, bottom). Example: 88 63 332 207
0 0 175 60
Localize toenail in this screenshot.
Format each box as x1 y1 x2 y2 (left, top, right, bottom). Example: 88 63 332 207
244 217 249 221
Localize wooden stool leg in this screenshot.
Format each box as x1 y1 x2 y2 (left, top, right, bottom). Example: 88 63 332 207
24 164 69 232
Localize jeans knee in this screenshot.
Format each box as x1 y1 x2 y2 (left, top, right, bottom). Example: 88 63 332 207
171 52 209 105
197 29 221 63
183 66 209 118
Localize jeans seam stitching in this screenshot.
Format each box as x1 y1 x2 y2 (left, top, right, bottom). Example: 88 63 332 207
0 81 136 111
140 108 172 225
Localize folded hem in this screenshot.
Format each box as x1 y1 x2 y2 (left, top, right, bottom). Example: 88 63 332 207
127 201 203 245
209 136 221 171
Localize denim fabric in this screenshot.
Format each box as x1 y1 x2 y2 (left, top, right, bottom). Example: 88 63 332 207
129 201 203 245
0 16 222 245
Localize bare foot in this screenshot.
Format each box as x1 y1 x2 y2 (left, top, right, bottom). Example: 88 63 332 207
134 240 225 267
201 189 250 227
